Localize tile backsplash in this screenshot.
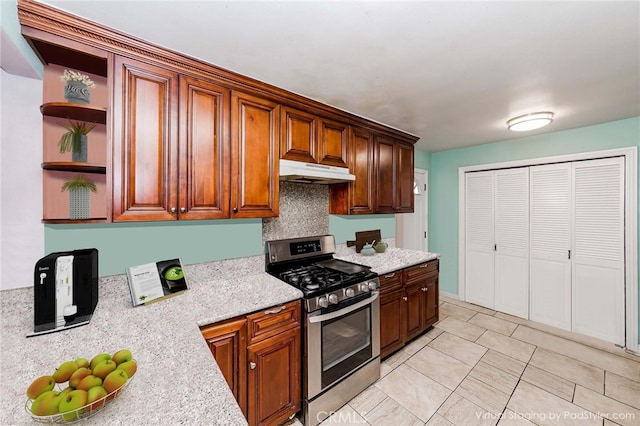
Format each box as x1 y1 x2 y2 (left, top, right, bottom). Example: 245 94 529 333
262 181 329 242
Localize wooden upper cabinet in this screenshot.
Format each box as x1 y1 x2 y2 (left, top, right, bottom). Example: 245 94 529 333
396 141 415 213
178 75 230 219
374 135 415 214
231 91 280 218
317 118 349 167
280 106 318 163
112 55 179 222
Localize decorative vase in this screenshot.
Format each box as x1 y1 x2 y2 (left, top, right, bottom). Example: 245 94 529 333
64 81 91 104
69 187 91 219
71 134 88 162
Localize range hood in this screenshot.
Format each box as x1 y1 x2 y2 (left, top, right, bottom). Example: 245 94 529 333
279 159 355 184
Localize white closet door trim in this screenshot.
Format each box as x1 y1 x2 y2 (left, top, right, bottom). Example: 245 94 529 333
458 146 637 353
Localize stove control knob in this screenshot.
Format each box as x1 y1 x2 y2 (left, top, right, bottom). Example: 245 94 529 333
328 294 339 305
368 281 378 291
318 296 329 308
359 283 370 293
345 288 355 297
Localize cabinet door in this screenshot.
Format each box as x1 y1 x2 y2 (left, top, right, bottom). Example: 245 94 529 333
404 280 424 341
280 106 318 163
348 127 375 214
380 289 405 358
178 76 230 219
112 56 178 221
317 117 348 168
247 327 301 426
231 91 280 218
201 318 248 417
374 135 396 213
423 271 439 328
396 141 414 213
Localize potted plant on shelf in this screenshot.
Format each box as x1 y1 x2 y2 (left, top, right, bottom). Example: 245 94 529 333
58 120 96 162
61 175 97 220
60 69 96 104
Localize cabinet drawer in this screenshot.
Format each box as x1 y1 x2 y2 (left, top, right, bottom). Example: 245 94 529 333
379 270 403 294
405 260 439 282
247 300 301 344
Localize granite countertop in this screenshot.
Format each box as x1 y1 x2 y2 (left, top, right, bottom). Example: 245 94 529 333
0 244 439 425
0 255 301 425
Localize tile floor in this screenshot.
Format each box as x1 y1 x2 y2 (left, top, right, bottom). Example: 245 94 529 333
303 296 640 426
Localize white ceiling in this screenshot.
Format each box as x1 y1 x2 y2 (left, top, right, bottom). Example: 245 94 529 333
39 1 640 152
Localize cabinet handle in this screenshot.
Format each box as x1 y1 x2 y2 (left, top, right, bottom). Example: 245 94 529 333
170 207 176 213
384 272 396 278
233 207 238 213
180 207 186 213
403 297 408 302
419 263 429 268
422 287 428 292
264 306 285 315
249 362 256 370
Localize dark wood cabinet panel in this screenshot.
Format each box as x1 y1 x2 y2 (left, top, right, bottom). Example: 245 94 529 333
380 289 405 358
396 141 415 213
201 318 248 417
247 327 301 426
281 106 318 163
404 281 424 341
231 91 280 218
374 136 396 213
318 118 349 168
178 76 230 219
112 56 178 221
424 272 439 328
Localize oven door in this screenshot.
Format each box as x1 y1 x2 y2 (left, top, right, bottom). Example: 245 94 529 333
306 292 380 399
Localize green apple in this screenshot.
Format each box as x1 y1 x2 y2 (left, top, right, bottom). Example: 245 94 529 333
52 360 78 383
68 367 92 389
59 386 73 397
92 360 117 379
89 353 111 370
103 369 128 396
112 349 132 365
74 357 90 369
30 390 62 416
86 386 108 412
117 360 137 378
26 375 55 400
59 389 88 421
76 375 102 391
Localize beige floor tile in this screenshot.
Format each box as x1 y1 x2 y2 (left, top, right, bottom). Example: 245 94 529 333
435 316 486 341
497 409 536 425
363 396 423 426
437 392 498 426
440 297 497 316
405 346 473 390
605 371 640 409
507 381 600 426
429 332 487 366
469 313 518 336
521 364 575 401
480 350 527 377
380 349 411 378
574 385 640 426
440 302 478 321
425 413 453 425
468 361 520 395
349 385 388 418
512 326 640 381
456 375 510 415
375 364 451 422
403 331 436 355
476 330 536 363
320 403 369 425
528 347 604 393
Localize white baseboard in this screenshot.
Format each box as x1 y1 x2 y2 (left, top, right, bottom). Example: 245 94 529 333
440 290 459 300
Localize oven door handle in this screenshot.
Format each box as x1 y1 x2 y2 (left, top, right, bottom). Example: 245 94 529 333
308 292 379 323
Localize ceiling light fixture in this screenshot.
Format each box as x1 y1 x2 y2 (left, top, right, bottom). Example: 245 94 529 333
507 111 554 132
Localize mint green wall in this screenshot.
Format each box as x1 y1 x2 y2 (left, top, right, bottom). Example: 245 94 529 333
329 215 395 244
45 220 263 276
415 149 431 170
429 117 639 337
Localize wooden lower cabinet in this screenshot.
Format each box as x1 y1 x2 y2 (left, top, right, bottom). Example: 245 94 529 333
200 300 301 426
379 260 439 358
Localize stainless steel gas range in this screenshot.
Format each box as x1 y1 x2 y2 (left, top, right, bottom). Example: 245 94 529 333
265 235 380 426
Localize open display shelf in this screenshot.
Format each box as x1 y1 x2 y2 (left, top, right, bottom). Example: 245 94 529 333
40 103 107 124
41 162 106 174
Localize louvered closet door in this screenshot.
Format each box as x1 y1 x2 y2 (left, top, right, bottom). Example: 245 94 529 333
465 171 495 308
530 164 572 330
494 168 529 318
572 157 625 345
